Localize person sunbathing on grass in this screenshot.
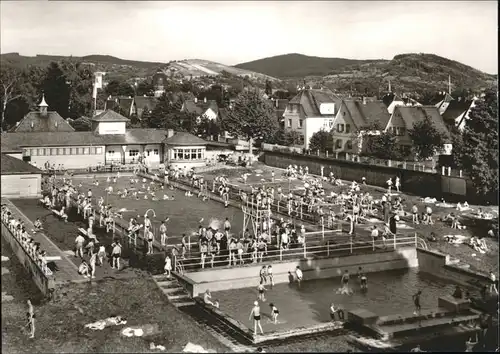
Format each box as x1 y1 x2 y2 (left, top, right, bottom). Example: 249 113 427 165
33 218 43 231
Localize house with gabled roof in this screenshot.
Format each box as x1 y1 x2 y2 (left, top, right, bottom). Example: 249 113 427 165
104 96 135 117
440 96 477 131
283 88 343 149
10 95 75 133
385 105 452 157
381 92 421 114
133 96 158 119
180 97 219 121
332 100 391 153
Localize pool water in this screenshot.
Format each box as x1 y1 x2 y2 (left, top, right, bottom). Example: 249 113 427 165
69 175 245 238
211 268 481 333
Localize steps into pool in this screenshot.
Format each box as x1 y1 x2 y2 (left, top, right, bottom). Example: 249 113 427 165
347 296 481 340
152 275 195 307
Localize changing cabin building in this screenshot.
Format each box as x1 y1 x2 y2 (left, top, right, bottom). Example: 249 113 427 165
1 95 207 171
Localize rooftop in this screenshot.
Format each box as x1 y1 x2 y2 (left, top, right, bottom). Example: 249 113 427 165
1 129 166 152
288 89 342 118
1 154 43 175
164 132 207 146
395 106 451 142
91 110 130 122
10 111 75 133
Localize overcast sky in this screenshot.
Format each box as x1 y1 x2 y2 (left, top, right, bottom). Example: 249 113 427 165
1 1 497 73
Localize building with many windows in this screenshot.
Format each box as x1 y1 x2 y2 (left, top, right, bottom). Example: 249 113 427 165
1 95 207 170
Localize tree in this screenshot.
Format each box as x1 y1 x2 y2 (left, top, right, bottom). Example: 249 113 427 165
309 130 333 152
0 66 24 131
105 80 134 97
283 130 302 146
363 131 399 160
221 90 278 143
454 90 498 200
265 80 273 96
69 116 92 131
195 116 221 140
408 115 446 160
136 81 154 96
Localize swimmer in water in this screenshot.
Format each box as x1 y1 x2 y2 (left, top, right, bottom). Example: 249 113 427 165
340 270 351 294
269 303 279 324
412 290 422 315
257 281 267 302
249 301 264 335
359 271 367 291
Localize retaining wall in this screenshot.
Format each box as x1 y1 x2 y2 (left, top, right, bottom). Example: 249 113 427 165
182 247 418 296
1 223 55 296
262 151 481 202
417 248 491 289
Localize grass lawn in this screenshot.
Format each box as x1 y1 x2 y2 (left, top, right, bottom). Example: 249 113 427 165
2 275 229 353
266 335 358 352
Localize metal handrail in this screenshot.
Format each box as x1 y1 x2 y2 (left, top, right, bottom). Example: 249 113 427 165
1 211 53 276
178 235 417 271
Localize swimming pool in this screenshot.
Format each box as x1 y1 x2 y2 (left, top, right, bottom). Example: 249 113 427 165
211 268 481 334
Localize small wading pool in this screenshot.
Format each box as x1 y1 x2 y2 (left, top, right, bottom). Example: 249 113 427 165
211 268 481 334
60 175 246 238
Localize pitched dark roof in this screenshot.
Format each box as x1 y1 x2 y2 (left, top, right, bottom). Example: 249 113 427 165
163 132 207 146
104 100 119 111
441 98 473 126
91 110 130 122
343 101 367 129
1 154 43 175
134 96 158 112
288 89 342 118
10 111 75 133
118 98 134 114
395 106 451 142
359 101 391 128
381 93 404 107
182 100 219 116
1 129 166 151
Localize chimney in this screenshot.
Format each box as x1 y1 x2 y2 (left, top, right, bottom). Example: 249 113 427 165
39 93 48 117
166 129 175 138
194 97 198 103
204 97 207 103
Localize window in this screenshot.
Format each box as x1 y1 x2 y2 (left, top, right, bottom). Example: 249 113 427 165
197 149 203 159
76 148 82 155
96 147 103 154
287 119 292 128
399 127 406 136
335 139 342 149
83 148 89 155
191 149 197 160
129 150 139 157
298 119 303 128
337 124 344 133
299 134 305 144
346 140 353 150
65 148 71 155
343 111 346 116
153 149 159 155
345 124 351 134
58 148 64 155
183 150 190 160
328 119 334 128
39 148 45 156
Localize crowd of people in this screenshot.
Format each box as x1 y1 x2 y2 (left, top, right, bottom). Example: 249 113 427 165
1 204 51 276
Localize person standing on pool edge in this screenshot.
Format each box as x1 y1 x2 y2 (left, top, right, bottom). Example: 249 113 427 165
249 301 264 335
413 290 422 315
295 266 303 288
